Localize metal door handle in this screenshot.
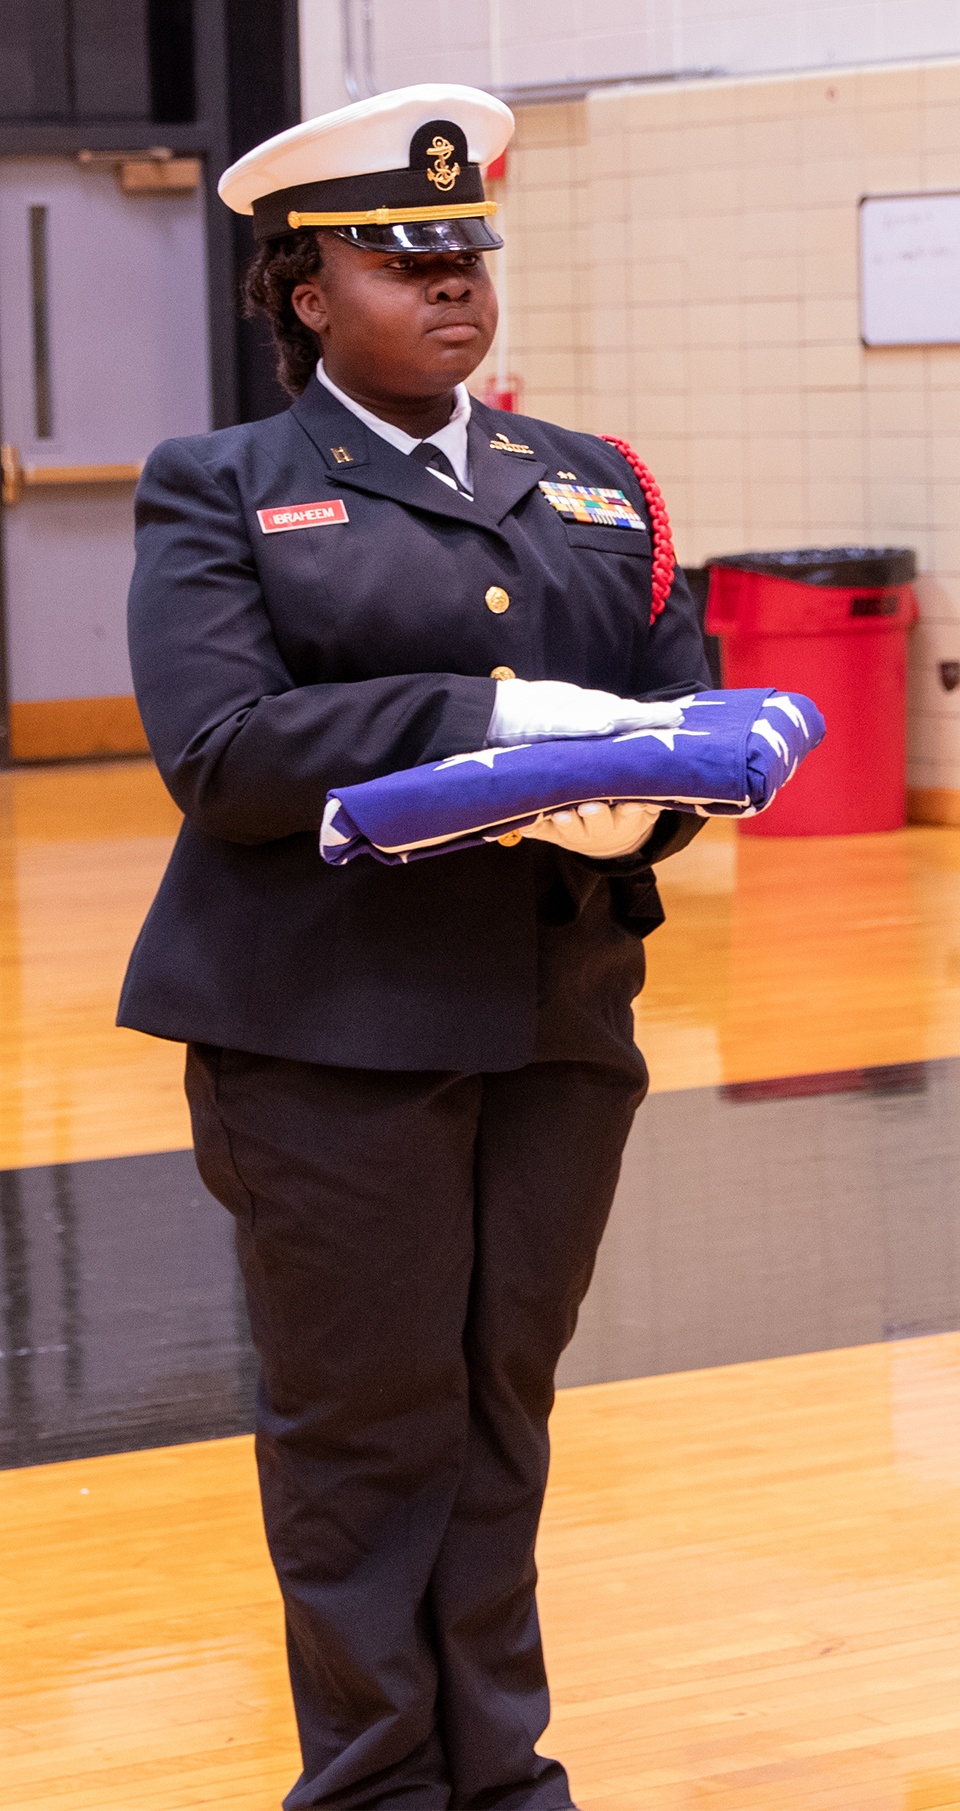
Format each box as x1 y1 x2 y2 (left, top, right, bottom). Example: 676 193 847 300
1 443 143 507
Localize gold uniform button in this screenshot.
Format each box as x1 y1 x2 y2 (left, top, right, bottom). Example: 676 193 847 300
485 585 510 614
490 664 516 681
498 830 523 847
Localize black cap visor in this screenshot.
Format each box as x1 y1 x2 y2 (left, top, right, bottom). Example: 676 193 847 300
333 216 503 253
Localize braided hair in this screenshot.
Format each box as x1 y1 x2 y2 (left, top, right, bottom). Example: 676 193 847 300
242 229 326 398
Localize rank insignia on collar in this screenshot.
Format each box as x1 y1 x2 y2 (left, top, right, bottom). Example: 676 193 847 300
489 430 535 457
539 480 646 530
330 445 354 464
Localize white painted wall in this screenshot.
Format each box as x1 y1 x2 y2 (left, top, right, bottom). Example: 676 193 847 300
300 0 960 118
299 0 346 115
492 62 960 809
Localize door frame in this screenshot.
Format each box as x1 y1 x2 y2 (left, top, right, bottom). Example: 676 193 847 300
0 0 301 767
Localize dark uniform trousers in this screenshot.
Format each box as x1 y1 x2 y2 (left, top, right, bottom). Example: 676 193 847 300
186 1044 645 1810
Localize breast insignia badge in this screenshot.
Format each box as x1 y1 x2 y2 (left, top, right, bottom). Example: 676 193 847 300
489 430 535 457
426 134 460 192
330 446 354 464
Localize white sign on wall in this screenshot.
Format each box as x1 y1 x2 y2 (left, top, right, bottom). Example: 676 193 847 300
859 192 960 346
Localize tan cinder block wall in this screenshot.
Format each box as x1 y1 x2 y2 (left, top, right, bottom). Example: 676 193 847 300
488 61 960 818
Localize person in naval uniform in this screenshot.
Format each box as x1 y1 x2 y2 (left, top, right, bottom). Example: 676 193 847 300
118 82 711 1811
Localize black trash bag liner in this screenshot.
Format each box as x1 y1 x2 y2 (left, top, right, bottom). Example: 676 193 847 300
707 546 916 587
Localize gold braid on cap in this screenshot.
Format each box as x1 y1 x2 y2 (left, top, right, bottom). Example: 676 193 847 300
288 200 498 229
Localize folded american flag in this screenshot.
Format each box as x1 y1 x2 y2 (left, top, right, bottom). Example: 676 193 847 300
320 688 825 867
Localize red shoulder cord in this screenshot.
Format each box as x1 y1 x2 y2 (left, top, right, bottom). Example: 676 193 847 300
601 435 676 624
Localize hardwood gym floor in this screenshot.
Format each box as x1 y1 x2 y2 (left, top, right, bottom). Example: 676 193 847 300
1 758 960 1809
4 757 960 1169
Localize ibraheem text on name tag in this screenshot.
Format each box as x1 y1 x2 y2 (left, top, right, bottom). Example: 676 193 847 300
258 500 349 533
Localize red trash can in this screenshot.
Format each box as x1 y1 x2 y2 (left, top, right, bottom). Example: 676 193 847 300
705 547 918 836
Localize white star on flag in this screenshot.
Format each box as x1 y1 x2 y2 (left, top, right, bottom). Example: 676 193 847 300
613 728 710 749
320 798 350 847
766 695 809 737
436 745 531 770
751 718 791 761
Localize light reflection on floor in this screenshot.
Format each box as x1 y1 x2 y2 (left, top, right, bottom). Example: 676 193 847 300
639 818 960 1092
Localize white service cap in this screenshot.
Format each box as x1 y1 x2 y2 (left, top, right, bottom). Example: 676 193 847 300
218 83 514 252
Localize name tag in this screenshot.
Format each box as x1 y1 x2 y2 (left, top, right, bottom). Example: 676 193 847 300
258 499 349 534
539 481 645 530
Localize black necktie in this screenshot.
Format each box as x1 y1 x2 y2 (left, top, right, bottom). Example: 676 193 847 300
410 441 472 498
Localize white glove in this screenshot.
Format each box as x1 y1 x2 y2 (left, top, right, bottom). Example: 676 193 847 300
521 800 661 858
486 678 683 746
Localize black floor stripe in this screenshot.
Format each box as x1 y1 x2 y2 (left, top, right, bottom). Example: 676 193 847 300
721 1059 928 1103
2 1057 960 1469
0 1150 256 1469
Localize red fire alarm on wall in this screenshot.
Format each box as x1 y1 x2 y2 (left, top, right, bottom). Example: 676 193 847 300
479 374 523 412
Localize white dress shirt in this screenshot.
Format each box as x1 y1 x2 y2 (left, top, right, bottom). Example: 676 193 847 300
317 360 473 495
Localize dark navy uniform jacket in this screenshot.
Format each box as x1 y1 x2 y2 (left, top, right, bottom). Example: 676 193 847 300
118 387 710 1073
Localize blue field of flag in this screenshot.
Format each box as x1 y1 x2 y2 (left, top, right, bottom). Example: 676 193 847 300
320 688 826 867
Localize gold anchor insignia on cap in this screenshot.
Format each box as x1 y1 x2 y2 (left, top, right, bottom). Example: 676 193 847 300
330 446 353 464
426 135 460 192
489 430 535 457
